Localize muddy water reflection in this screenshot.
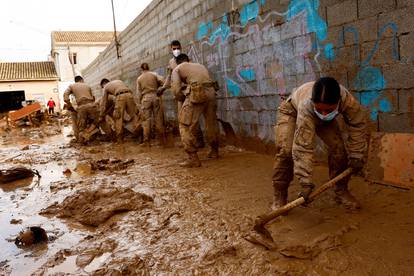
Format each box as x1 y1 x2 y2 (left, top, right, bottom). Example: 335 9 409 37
0 127 86 275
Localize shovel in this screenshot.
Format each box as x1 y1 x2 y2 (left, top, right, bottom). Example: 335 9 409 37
246 168 353 248
217 119 238 145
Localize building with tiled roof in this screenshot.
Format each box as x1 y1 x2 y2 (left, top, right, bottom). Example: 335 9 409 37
51 31 115 82
51 31 115 44
0 61 58 82
0 61 59 112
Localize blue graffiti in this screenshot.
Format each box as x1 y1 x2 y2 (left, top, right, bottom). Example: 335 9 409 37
353 66 392 120
239 68 256 81
354 66 386 92
226 78 241 96
324 43 335 61
379 98 392 112
209 15 231 44
240 1 260 27
287 0 327 42
196 21 213 41
361 22 399 66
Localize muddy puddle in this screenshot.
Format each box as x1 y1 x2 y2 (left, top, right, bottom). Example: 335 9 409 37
1 124 414 275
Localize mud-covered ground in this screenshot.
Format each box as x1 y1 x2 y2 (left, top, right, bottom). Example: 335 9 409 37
1 124 413 275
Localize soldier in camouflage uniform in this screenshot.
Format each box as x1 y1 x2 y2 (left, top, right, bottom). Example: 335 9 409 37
63 76 95 141
158 40 205 148
171 54 219 167
99 79 139 143
136 63 165 146
272 77 367 210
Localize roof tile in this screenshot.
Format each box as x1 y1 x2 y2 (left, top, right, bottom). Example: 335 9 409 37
51 31 115 43
0 61 59 82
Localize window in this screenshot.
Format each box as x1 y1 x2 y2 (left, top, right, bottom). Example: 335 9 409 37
69 52 77 64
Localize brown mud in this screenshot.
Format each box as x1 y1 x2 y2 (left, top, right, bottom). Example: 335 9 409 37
0 125 413 275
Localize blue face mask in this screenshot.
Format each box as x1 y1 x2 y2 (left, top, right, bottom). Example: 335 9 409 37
314 106 339 121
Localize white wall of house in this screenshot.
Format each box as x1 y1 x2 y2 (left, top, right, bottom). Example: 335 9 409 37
52 44 108 82
0 80 60 111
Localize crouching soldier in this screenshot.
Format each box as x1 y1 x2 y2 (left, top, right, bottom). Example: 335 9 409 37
171 54 219 167
99 79 140 143
271 77 367 211
63 76 95 141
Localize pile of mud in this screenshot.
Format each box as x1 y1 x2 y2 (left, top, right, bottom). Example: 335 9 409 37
40 188 153 227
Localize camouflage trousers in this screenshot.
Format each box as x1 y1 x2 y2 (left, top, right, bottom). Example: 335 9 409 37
71 99 94 140
178 92 218 153
113 92 139 140
141 93 164 142
272 100 350 194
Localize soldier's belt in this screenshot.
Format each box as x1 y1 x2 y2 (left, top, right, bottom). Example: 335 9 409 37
77 98 94 106
115 90 131 96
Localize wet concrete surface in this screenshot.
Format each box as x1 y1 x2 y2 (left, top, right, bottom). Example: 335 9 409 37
0 124 414 275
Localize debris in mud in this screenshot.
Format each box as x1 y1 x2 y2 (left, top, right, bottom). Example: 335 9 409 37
15 226 48 247
10 218 23 224
75 239 118 268
0 166 40 184
91 256 149 276
62 168 72 175
21 145 30 150
40 188 153 227
90 158 135 171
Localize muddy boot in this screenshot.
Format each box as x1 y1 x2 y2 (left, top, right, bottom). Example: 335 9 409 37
271 189 288 211
334 190 361 210
195 127 205 149
139 141 150 148
180 152 201 168
207 142 219 159
195 138 205 149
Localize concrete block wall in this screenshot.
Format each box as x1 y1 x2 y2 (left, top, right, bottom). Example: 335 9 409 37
83 0 414 151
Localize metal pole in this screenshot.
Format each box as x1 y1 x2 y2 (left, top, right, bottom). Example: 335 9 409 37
111 0 121 58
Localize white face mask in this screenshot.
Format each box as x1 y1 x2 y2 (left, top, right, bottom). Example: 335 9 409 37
172 49 181 57
314 105 339 121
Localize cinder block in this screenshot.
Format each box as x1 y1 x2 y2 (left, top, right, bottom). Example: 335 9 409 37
358 0 396 18
293 35 313 56
273 39 294 62
400 32 414 60
327 0 358 26
258 110 277 125
378 7 414 36
262 25 281 46
378 112 414 133
344 17 378 45
398 89 414 113
280 13 307 40
383 63 414 89
332 45 360 69
360 38 399 66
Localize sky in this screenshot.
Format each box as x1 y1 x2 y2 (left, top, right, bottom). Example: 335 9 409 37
0 0 153 62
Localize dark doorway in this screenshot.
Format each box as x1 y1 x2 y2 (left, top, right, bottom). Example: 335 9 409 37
0 90 25 112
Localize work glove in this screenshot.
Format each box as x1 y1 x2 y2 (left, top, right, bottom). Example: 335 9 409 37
348 158 364 174
298 184 315 204
157 87 166 96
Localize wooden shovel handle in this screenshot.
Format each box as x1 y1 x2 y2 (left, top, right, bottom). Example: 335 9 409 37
255 168 353 227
